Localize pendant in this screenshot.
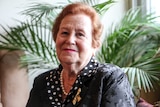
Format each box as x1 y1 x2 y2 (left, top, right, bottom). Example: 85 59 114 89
72 88 81 105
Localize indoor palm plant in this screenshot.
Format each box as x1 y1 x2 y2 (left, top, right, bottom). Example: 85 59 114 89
96 8 160 99
0 0 160 102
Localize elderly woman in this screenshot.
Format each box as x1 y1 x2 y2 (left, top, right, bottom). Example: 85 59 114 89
26 2 135 107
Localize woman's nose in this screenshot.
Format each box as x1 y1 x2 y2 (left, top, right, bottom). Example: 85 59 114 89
66 34 76 44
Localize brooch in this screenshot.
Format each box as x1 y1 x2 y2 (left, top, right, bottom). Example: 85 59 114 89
72 88 81 105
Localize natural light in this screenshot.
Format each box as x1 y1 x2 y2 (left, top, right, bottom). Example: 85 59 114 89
150 0 160 22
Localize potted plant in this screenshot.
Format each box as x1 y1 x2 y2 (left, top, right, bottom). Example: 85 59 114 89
96 7 160 104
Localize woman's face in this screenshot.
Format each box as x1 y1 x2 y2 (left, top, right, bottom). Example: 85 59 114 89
56 14 96 67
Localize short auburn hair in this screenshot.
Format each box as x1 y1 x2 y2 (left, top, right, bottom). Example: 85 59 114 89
52 2 103 47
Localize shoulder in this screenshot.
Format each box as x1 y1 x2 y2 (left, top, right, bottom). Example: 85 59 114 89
96 63 125 78
95 63 128 86
34 69 52 82
96 63 135 106
98 63 122 72
32 68 58 88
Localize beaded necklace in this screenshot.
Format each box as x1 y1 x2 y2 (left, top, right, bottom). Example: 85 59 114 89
60 70 68 96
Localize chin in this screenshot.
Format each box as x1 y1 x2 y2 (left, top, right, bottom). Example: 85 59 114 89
60 57 76 63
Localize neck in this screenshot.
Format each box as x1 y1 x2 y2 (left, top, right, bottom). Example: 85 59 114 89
61 64 80 75
61 59 89 75
63 69 77 81
60 69 77 97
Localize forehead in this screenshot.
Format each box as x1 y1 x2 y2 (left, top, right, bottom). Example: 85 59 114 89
60 14 92 30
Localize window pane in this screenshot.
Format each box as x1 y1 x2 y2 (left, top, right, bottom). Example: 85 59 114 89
150 0 160 22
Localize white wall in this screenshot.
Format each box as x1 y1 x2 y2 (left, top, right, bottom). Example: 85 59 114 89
101 0 128 38
0 0 26 32
0 0 59 32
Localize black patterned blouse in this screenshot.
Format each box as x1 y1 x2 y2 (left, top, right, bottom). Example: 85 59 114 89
26 57 136 107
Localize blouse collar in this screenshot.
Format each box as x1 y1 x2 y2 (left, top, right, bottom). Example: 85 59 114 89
58 57 99 77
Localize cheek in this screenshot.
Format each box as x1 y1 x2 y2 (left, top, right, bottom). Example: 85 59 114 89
55 38 62 53
55 37 63 46
79 41 92 52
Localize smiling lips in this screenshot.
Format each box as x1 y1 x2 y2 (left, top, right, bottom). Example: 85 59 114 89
63 48 77 52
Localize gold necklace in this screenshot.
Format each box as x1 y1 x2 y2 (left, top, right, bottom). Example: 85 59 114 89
60 70 68 96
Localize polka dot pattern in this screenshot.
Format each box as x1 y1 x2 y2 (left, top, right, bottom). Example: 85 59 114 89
45 57 99 106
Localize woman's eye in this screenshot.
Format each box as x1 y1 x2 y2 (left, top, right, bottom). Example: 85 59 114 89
77 33 84 37
61 31 68 35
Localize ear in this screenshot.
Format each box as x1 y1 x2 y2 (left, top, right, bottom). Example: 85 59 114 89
92 40 101 49
92 40 101 56
92 48 98 56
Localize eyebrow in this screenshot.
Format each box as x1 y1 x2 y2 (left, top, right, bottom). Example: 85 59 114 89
60 26 85 32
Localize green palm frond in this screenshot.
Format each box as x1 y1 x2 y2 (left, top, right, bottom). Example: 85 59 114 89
123 57 160 92
78 0 115 15
80 0 98 5
20 2 64 21
0 20 59 69
21 0 115 21
92 0 115 15
96 8 160 93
